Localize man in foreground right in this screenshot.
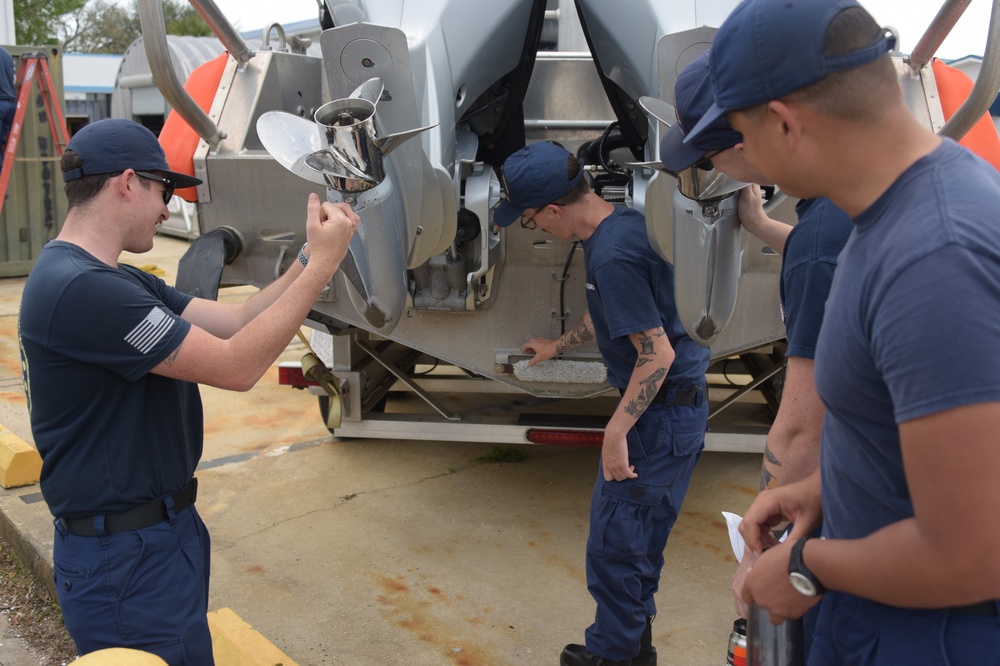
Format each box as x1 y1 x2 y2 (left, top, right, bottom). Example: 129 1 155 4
684 0 1000 662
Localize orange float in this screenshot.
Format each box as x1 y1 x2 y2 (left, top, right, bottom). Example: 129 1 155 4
931 58 1000 171
158 53 228 202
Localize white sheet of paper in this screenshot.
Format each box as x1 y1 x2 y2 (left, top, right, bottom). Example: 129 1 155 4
722 511 747 563
722 511 790 564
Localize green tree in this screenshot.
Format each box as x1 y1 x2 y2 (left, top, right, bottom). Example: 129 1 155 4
14 0 213 54
159 0 213 38
62 0 212 54
59 0 139 53
13 0 87 45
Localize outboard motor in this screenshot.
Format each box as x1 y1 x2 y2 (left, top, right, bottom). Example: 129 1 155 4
256 78 435 332
636 95 746 345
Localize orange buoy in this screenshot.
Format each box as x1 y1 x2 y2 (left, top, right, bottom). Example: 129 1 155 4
159 53 228 202
932 58 1000 171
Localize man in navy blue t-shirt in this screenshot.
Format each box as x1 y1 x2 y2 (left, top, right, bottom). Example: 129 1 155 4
18 118 360 664
686 1 1000 663
659 49 852 626
494 142 711 666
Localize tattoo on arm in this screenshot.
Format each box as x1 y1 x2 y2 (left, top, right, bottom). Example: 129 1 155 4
623 367 666 418
634 328 666 367
162 344 182 367
760 444 781 491
556 316 595 354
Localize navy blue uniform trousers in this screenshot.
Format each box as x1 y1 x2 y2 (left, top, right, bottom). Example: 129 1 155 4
53 503 214 665
809 592 1000 665
584 389 707 661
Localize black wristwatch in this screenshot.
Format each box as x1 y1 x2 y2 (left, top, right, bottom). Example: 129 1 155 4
788 537 827 597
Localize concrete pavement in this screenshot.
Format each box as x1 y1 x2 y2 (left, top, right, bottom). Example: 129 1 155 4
0 233 763 665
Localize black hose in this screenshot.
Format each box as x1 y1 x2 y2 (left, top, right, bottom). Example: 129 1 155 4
559 240 581 336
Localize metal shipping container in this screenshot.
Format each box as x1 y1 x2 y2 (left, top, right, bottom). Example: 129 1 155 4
0 45 68 278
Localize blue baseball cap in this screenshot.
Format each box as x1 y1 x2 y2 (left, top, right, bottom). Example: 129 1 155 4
63 118 203 188
659 50 744 172
684 0 894 144
494 142 584 228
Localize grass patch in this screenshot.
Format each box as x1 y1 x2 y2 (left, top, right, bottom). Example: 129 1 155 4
474 445 527 463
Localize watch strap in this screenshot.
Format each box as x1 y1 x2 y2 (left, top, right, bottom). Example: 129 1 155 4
789 537 827 595
298 243 309 268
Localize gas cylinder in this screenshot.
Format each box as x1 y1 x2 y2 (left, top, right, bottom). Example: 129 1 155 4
727 618 747 666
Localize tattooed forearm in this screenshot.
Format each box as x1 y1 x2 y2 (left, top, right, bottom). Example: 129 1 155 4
162 344 182 367
759 444 781 491
623 367 666 418
556 316 595 354
637 328 664 355
634 328 666 367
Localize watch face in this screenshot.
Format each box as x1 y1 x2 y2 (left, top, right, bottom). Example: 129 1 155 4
789 571 818 596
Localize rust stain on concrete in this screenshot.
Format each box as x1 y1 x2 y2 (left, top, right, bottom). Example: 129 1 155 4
670 511 738 562
376 572 501 665
723 482 758 497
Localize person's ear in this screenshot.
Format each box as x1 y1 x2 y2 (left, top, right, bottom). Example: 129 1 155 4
767 100 802 149
115 169 136 200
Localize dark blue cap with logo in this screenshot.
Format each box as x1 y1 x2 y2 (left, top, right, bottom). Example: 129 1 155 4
63 118 203 188
659 50 744 172
494 142 584 228
684 0 894 144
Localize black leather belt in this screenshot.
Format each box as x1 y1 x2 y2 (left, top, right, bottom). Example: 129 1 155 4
949 600 998 617
61 478 198 536
621 383 705 407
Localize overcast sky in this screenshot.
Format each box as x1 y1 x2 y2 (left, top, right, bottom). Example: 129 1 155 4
859 0 992 60
205 0 991 62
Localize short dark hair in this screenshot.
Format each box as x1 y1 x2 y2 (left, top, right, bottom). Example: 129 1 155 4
61 151 152 209
787 7 898 119
560 153 591 204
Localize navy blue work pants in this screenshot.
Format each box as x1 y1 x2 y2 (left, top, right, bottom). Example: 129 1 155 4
0 98 15 172
809 591 1000 665
583 395 707 661
52 503 214 665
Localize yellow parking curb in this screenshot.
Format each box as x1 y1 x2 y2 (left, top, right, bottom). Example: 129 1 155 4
0 426 41 489
209 607 299 666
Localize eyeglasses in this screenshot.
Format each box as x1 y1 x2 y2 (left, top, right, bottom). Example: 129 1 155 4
692 150 722 172
135 171 176 205
691 150 722 171
519 202 564 230
519 207 544 230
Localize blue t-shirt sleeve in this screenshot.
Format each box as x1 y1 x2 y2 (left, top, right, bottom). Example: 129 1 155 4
47 268 192 382
783 259 837 359
872 245 1000 423
593 259 662 340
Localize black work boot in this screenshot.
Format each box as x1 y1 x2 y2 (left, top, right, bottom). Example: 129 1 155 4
560 643 632 666
633 615 657 666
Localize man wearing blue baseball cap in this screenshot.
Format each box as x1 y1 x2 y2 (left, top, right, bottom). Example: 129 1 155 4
662 49 852 634
696 1 1000 663
496 141 711 666
19 118 360 664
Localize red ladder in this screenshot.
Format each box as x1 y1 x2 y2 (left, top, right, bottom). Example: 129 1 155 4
0 52 71 216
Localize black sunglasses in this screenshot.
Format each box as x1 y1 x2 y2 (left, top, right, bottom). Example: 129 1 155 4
692 150 722 172
135 171 176 205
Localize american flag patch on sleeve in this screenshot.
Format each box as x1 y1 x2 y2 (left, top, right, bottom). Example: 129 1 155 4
125 307 175 354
